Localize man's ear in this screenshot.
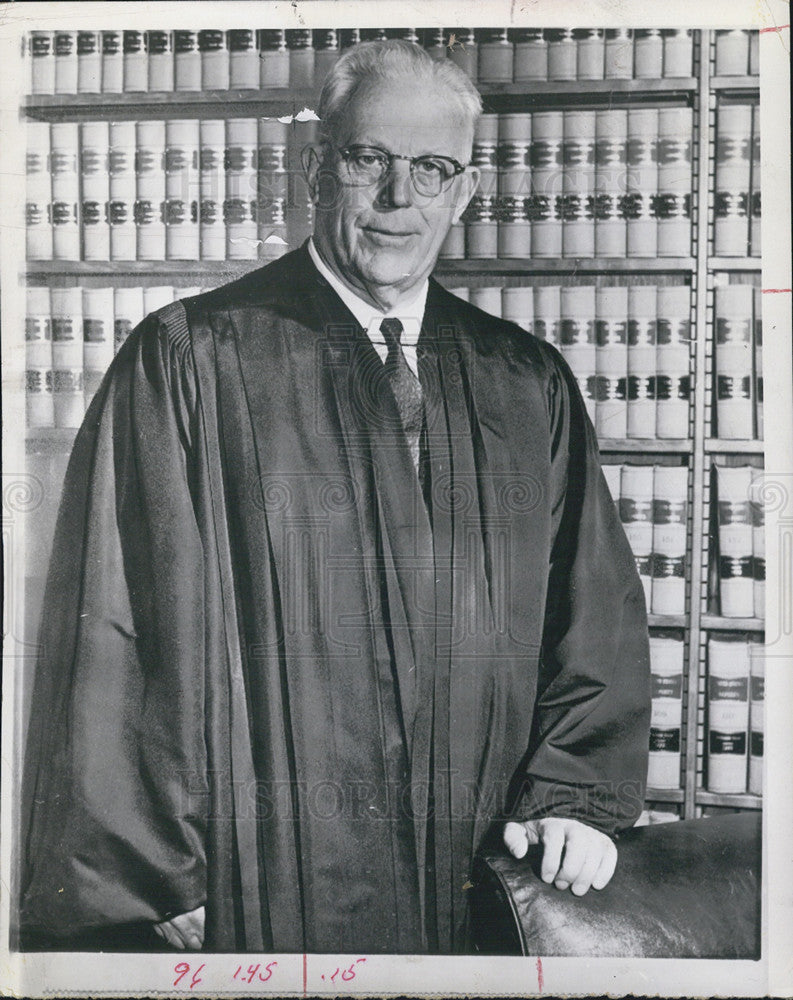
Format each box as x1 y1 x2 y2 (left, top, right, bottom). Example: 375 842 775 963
301 144 323 202
451 165 481 225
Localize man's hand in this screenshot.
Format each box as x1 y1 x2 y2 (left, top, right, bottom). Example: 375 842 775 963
153 905 205 950
503 818 617 896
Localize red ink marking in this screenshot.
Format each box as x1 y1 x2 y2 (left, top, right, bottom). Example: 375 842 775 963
762 288 792 294
303 953 307 995
759 23 789 32
536 956 544 992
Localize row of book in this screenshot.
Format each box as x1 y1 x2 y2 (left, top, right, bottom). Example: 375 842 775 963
25 28 702 96
705 636 763 795
713 105 761 258
26 118 313 263
601 463 688 616
441 109 695 260
712 465 765 619
714 283 763 441
713 29 761 77
25 285 208 429
453 283 691 440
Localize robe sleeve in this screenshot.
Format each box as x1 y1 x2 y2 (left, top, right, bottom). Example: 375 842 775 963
514 346 652 836
20 304 209 941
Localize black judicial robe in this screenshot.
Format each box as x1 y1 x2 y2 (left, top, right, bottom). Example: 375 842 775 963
20 244 651 954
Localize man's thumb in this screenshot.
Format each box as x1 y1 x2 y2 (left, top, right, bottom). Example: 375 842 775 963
503 820 541 858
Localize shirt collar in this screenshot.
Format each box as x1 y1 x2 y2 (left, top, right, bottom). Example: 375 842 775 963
308 237 428 348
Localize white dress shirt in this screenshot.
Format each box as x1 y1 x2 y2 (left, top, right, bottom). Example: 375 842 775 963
308 238 428 378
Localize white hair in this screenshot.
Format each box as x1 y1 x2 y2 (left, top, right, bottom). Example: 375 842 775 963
317 38 483 147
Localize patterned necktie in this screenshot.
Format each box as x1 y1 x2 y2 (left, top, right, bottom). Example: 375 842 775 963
380 317 423 471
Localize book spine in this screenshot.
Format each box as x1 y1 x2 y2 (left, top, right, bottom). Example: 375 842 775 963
625 108 659 257
595 286 628 438
707 637 750 793
532 285 561 344
713 105 752 256
285 118 317 250
199 29 230 90
575 29 605 81
594 109 627 258
50 122 81 261
26 122 52 261
143 286 175 315
257 119 288 259
286 29 314 90
30 31 55 95
749 30 759 76
147 30 174 92
751 467 765 618
714 283 754 438
199 119 227 260
113 286 145 352
656 107 693 257
80 121 110 261
497 113 531 259
122 30 148 93
501 286 533 334
601 462 622 503
655 285 691 439
82 287 115 409
228 29 260 89
258 30 289 88
715 464 755 617
545 29 576 81
165 119 200 260
76 31 101 94
627 284 657 438
225 118 258 260
465 114 499 259
562 111 596 259
647 635 685 789
715 30 750 76
54 31 78 95
312 29 340 81
619 463 655 607
469 287 503 317
633 29 663 78
447 28 477 81
101 31 123 94
754 285 763 439
662 29 693 78
26 287 54 429
476 29 513 84
439 221 466 260
108 121 137 261
50 286 84 428
416 28 444 60
173 30 201 92
604 29 633 80
135 120 167 261
651 465 688 615
748 642 764 795
749 104 761 256
560 285 597 423
528 111 563 259
512 29 547 83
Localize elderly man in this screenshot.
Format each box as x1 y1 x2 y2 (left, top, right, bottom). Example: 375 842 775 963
21 40 650 955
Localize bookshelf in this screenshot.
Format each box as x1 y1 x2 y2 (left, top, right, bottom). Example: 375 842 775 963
20 26 764 824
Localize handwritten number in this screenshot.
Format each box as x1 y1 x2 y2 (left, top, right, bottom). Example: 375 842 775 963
173 962 190 987
259 961 278 982
190 964 205 989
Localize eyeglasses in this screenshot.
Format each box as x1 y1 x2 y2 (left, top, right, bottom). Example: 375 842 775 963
335 144 468 197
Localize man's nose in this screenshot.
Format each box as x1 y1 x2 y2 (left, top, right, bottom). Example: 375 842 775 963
379 159 414 208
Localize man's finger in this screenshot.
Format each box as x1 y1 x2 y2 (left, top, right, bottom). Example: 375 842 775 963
539 822 566 884
503 821 530 859
591 840 618 890
570 847 602 896
554 830 588 890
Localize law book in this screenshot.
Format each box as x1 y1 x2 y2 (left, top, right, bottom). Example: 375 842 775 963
574 29 605 80
100 31 123 94
451 286 469 302
51 286 84 428
285 117 317 250
415 28 442 59
228 29 260 89
714 283 753 439
715 464 755 618
286 29 314 90
619 463 654 607
175 286 203 300
647 635 685 789
749 30 759 76
54 31 78 95
633 29 663 79
439 221 465 260
200 29 230 90
26 287 53 429
108 121 137 261
313 30 340 81
532 285 561 344
594 286 628 438
662 29 694 78
497 113 531 259
475 29 513 84
714 30 750 76
143 286 175 315
26 121 52 261
753 285 763 439
135 120 167 261
713 104 752 256
225 117 258 260
447 28 477 80
165 119 200 260
82 287 115 409
469 287 503 318
79 121 110 261
122 30 147 93
748 641 764 796
656 107 693 257
560 285 597 423
76 31 101 94
338 29 361 51
199 119 227 260
528 111 564 259
749 103 761 256
655 285 691 439
511 29 547 82
174 30 201 91
113 286 145 352
601 462 622 504
545 29 576 81
258 30 289 88
562 111 596 259
501 286 533 334
257 118 288 260
50 122 81 261
706 636 750 793
625 108 659 257
30 31 55 95
627 284 657 439
651 465 688 615
751 466 765 618
594 109 628 258
604 29 633 80
147 30 174 92
465 113 498 259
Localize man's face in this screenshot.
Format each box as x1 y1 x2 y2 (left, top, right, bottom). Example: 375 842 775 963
308 75 480 306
